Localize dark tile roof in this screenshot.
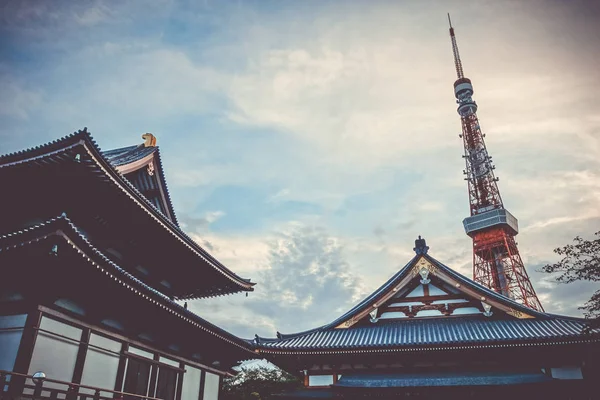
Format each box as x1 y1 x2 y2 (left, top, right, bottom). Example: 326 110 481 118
334 371 554 388
253 253 599 353
256 316 596 352
102 145 156 166
0 213 256 356
0 128 254 298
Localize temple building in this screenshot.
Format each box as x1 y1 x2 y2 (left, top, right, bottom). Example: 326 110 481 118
0 129 257 400
253 237 600 399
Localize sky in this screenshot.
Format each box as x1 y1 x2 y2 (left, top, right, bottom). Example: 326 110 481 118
1 0 599 339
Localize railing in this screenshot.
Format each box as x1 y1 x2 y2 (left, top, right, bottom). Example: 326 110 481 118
0 370 162 400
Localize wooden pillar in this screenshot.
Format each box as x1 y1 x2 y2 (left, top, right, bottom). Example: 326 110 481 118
198 370 206 400
217 375 223 400
175 363 185 400
113 343 129 394
147 354 160 397
72 328 91 384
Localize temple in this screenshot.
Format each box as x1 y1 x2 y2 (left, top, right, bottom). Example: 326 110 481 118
253 237 600 399
0 129 256 400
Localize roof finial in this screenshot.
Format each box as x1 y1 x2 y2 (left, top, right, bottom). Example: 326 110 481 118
413 235 429 255
142 133 157 147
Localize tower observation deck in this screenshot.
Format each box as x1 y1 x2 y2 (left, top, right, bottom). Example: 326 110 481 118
447 14 544 312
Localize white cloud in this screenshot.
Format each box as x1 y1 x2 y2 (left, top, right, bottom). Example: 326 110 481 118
0 79 42 120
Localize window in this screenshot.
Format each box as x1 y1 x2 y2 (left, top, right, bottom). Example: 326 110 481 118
203 372 220 400
27 317 82 397
0 314 27 385
129 346 154 360
308 375 334 387
181 366 202 400
79 334 121 394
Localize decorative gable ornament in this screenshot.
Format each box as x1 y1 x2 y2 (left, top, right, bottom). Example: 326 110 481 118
481 302 493 317
369 308 379 324
147 161 155 176
413 235 429 255
418 267 431 285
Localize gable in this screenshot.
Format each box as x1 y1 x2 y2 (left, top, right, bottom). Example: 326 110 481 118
335 256 537 329
378 278 482 320
102 139 178 225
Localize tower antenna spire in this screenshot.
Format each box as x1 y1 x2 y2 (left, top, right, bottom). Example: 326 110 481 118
447 13 464 79
446 17 544 312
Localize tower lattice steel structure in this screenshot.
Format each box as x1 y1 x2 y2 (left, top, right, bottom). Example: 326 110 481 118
447 15 544 311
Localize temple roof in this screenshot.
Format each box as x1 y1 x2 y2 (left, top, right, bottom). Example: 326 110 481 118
253 238 599 354
0 128 255 298
0 213 255 356
255 316 590 352
102 141 179 225
103 144 156 166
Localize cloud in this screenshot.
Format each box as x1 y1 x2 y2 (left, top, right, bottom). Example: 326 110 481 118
0 78 42 120
188 224 366 337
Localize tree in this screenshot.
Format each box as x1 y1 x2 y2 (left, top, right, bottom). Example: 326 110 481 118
542 231 600 331
221 364 302 400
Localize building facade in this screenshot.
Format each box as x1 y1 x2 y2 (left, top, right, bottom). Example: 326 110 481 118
0 130 257 400
253 238 600 399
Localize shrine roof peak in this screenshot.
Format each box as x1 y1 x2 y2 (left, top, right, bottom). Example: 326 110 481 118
252 241 599 353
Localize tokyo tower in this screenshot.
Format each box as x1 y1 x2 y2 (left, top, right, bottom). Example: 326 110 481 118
447 14 544 311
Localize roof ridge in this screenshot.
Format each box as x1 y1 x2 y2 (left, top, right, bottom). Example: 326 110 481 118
0 128 91 163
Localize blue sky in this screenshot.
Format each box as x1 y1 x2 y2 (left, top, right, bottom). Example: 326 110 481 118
1 0 599 338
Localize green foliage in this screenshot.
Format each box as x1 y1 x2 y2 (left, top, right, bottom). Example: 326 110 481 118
542 231 600 330
221 364 302 400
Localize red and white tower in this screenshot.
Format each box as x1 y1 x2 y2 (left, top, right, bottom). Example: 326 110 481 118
447 15 544 311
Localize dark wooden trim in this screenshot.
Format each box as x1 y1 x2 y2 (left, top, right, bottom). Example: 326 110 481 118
217 374 223 400
175 362 184 400
148 354 160 398
388 294 465 304
9 308 41 396
72 328 91 384
39 306 229 376
0 301 31 316
198 370 206 400
113 342 129 394
384 300 483 318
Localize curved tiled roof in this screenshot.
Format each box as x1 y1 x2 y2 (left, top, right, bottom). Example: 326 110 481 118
0 128 254 298
260 253 546 342
253 252 599 353
0 213 255 354
256 316 596 353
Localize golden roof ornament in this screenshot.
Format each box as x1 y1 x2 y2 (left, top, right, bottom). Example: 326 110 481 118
142 133 157 147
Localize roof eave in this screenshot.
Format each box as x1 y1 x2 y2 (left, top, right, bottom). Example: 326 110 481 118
0 213 257 354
